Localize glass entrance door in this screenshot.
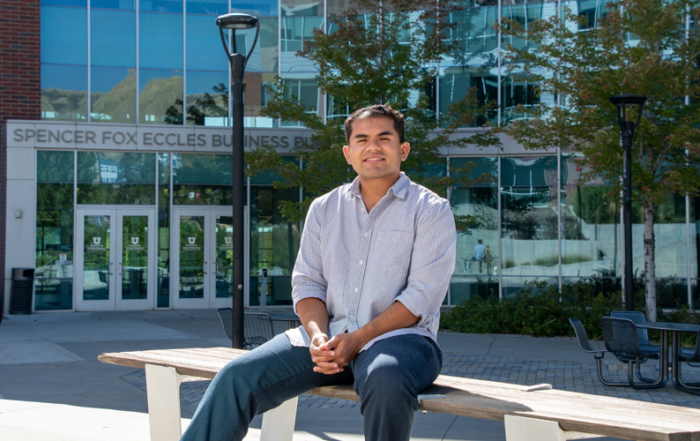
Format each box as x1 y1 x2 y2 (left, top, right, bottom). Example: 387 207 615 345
76 209 155 311
172 209 234 309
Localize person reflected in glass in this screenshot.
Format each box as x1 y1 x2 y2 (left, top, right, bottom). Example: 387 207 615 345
466 239 486 273
179 104 456 441
483 245 494 276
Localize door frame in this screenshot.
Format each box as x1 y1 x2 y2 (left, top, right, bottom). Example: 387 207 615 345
75 207 156 311
170 206 247 309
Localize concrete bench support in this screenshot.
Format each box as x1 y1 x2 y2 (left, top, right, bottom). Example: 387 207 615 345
504 415 602 441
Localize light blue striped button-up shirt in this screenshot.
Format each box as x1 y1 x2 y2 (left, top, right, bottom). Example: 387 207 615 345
287 172 457 351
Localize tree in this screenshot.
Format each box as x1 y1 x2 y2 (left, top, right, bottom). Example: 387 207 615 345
498 0 700 320
246 0 499 232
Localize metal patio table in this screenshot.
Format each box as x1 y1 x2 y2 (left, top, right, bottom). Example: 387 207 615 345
268 313 301 330
636 321 700 395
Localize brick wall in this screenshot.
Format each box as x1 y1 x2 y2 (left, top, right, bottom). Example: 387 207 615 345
0 0 42 312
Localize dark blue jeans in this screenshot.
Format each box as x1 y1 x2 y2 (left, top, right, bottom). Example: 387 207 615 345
180 333 442 441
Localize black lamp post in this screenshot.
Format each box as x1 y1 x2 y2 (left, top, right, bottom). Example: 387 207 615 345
609 94 647 311
216 13 260 349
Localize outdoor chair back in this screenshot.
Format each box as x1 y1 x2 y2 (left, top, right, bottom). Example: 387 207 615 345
601 317 649 363
680 331 700 364
610 310 659 353
569 317 599 354
216 308 275 349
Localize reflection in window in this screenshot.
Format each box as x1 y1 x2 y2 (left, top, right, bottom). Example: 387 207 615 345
243 73 277 128
501 74 543 124
502 2 545 51
36 151 75 310
77 151 156 204
500 156 559 277
172 154 234 205
41 4 88 121
185 71 228 126
281 76 319 127
444 2 498 65
233 17 279 73
282 0 324 16
440 66 497 127
139 69 184 124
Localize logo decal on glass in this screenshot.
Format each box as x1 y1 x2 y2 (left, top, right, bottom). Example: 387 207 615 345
224 237 232 245
93 237 101 245
188 237 196 245
131 237 140 245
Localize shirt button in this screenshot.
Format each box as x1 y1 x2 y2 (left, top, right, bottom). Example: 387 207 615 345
359 260 363 265
354 287 358 292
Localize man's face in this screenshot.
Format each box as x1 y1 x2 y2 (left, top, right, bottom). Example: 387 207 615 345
343 116 410 183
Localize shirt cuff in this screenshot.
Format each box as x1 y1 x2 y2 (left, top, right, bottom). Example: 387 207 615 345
292 287 326 315
394 292 428 323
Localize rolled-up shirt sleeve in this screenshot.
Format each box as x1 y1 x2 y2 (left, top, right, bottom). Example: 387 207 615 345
291 199 327 313
394 198 456 327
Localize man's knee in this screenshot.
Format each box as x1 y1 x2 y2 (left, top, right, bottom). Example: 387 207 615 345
355 357 416 405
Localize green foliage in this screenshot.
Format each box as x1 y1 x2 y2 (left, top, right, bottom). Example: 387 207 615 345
497 0 700 319
246 0 500 227
440 279 625 339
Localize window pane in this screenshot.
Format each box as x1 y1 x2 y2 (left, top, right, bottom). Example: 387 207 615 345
231 0 278 16
42 64 88 121
38 151 74 183
139 69 183 124
186 0 227 15
250 186 300 277
185 70 228 126
91 66 136 123
500 156 559 276
42 0 87 6
186 14 229 71
439 66 497 127
501 276 558 299
91 8 136 67
35 182 74 310
77 152 155 204
243 72 277 128
282 0 324 16
443 3 498 66
42 6 87 65
139 11 183 69
92 0 135 9
561 185 621 278
233 17 278 73
280 16 323 73
140 0 183 13
692 196 699 280
280 75 319 127
172 154 234 205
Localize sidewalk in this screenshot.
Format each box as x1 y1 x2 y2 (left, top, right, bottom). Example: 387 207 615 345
1 309 698 441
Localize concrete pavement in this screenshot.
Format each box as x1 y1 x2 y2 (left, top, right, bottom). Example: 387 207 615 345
0 309 699 441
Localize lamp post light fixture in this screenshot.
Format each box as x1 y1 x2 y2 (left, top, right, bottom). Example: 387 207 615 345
609 94 647 312
216 13 260 349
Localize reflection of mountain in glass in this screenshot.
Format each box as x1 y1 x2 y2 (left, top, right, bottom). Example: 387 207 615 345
42 88 88 121
140 75 183 124
91 69 136 123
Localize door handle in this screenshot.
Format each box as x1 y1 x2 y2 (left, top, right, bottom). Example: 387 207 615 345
109 262 114 276
118 262 123 276
203 262 208 274
215 261 219 273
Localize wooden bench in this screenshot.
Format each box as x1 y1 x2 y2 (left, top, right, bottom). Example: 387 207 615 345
99 347 700 441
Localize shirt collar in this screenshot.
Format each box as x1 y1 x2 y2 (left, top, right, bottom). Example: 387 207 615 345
347 172 410 200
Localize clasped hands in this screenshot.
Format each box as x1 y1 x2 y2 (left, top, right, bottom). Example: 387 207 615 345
310 331 365 375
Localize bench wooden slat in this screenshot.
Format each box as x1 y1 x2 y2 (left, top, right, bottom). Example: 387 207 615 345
98 347 700 441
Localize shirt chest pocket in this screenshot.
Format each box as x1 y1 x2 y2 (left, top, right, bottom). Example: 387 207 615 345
371 231 414 274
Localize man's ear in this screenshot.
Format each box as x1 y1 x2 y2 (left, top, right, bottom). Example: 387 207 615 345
400 142 410 161
343 145 351 164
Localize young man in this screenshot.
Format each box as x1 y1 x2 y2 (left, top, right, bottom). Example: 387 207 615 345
180 104 456 441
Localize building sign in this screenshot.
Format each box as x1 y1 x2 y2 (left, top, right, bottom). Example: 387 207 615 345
6 121 314 153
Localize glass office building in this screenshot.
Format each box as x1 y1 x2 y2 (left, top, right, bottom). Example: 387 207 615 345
1 0 697 313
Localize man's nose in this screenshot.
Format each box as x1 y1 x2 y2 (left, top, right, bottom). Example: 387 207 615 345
366 138 381 150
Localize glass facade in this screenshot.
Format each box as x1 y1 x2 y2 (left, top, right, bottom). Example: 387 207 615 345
32 0 699 311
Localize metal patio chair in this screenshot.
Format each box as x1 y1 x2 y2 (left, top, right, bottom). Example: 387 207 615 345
569 317 618 387
217 308 275 349
610 310 660 354
601 317 666 389
677 331 700 392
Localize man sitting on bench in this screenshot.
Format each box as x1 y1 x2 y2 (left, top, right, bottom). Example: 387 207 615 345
180 104 457 441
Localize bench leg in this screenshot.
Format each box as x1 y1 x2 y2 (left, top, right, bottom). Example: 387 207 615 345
145 364 187 441
260 397 298 441
504 415 603 441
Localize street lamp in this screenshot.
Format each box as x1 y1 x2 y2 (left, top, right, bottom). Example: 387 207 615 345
609 94 647 312
216 13 260 349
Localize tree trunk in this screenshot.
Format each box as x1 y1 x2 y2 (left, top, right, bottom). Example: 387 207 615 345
643 198 657 321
